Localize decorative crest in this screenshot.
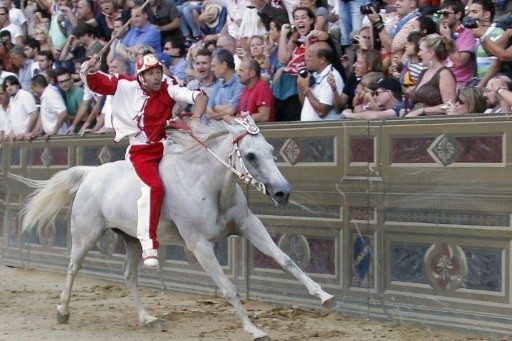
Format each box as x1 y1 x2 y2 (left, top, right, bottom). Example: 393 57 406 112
234 117 260 135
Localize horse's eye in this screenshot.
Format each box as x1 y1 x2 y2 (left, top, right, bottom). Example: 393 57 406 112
246 153 256 162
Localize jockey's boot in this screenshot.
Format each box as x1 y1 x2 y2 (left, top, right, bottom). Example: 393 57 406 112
142 249 159 268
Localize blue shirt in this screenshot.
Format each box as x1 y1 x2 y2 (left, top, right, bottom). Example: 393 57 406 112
208 74 245 110
169 58 187 82
122 22 161 53
391 100 414 116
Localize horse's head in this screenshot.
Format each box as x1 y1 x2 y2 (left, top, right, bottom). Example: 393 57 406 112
226 117 292 206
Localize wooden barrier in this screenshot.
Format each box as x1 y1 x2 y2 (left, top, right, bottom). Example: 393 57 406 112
2 115 512 338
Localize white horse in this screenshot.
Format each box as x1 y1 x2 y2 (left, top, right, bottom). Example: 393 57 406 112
15 118 334 340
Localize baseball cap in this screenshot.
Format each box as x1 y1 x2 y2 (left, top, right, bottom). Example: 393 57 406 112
370 77 402 95
155 53 171 68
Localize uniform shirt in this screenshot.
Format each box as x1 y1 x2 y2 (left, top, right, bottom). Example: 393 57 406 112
84 67 202 145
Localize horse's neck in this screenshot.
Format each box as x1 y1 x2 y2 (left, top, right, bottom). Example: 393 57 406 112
166 132 238 190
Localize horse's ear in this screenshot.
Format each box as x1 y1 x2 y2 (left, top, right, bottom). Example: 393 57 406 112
223 119 239 136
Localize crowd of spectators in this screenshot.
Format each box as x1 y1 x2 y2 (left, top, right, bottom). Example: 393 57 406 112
0 0 511 145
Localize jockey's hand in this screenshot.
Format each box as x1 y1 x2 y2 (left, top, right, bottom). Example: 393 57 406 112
86 54 101 73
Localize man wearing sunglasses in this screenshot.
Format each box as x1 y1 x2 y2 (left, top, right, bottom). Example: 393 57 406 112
342 77 411 119
438 0 476 86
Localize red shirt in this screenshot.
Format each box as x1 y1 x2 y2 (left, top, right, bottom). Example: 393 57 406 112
238 79 275 122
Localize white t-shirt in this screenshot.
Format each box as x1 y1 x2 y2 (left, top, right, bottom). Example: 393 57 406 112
300 65 344 121
6 88 37 135
9 7 27 28
0 22 23 41
40 85 68 134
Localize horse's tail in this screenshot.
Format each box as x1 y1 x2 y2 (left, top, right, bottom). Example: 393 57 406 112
9 166 94 234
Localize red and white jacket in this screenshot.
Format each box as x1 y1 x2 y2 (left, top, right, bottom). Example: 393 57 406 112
82 66 201 145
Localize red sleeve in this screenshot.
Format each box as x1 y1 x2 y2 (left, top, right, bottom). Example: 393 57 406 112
85 72 120 96
255 82 273 108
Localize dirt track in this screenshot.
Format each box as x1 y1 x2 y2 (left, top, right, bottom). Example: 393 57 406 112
0 263 501 341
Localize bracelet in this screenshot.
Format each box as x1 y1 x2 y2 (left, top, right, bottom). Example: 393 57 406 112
374 21 385 33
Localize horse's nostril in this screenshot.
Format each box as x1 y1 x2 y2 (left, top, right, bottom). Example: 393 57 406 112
274 191 290 201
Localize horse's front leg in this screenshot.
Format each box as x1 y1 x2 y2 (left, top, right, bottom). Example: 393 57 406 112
120 233 164 331
239 214 334 306
187 237 270 341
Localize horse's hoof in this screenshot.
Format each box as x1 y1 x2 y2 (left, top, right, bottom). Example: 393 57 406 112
57 311 69 324
254 336 272 341
321 294 335 309
146 318 166 332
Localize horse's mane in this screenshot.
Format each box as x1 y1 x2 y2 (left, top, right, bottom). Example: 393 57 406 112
167 120 243 154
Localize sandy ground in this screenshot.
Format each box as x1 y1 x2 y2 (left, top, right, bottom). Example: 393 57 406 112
0 263 503 341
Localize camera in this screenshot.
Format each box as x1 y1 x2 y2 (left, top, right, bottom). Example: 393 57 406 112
351 36 359 45
462 17 479 29
360 0 382 14
299 68 309 78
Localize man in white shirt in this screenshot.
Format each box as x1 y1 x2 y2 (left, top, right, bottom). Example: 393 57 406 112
3 0 27 38
0 6 22 45
3 75 38 141
30 74 69 138
298 41 344 121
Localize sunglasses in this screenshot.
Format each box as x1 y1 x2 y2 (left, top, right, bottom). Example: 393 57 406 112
438 11 456 17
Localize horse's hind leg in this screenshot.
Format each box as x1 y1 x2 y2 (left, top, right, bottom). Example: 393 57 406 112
118 231 164 330
57 230 100 323
189 238 270 340
240 214 334 306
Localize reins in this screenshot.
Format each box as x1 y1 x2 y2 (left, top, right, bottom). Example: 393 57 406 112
168 115 268 195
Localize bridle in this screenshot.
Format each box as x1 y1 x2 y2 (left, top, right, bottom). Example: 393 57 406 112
169 116 268 195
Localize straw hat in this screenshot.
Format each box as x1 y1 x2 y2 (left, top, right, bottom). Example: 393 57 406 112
204 4 222 28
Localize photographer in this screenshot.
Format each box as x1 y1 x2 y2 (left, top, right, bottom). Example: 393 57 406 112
298 41 344 121
366 0 421 77
470 13 512 80
465 0 503 87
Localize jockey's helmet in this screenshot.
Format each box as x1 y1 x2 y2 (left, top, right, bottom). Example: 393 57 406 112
136 54 163 87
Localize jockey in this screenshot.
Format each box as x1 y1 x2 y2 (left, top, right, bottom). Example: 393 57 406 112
81 53 207 268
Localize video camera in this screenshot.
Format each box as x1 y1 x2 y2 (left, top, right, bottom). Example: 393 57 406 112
360 0 383 15
462 17 479 29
